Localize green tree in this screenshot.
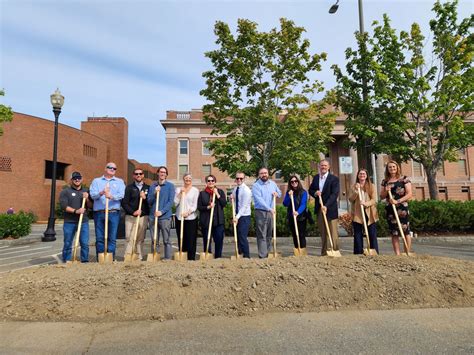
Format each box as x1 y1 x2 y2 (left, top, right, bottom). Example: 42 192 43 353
0 90 13 136
200 18 335 179
332 0 473 199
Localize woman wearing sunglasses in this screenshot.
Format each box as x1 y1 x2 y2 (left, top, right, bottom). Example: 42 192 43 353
197 175 227 258
282 175 308 250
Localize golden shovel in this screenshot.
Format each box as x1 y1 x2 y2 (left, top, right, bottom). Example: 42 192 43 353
67 197 86 265
358 187 378 256
388 190 413 256
200 192 216 261
318 195 342 257
174 190 188 261
230 196 242 260
124 196 144 262
267 195 282 259
146 188 161 262
290 193 307 256
98 185 113 263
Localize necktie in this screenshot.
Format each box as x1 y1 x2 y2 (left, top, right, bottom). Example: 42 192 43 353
235 186 240 214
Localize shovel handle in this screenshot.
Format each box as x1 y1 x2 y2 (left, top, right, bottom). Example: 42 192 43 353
289 193 301 252
388 190 410 255
205 193 216 257
357 187 371 250
130 197 144 256
179 191 186 254
153 189 160 255
272 195 277 256
318 194 335 251
231 195 239 258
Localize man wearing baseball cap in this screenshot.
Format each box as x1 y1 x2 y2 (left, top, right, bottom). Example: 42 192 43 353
59 171 92 262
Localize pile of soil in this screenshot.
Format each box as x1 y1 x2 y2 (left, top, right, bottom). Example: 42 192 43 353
1 255 473 322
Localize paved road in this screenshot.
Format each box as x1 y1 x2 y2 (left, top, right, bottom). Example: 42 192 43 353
1 308 473 354
1 223 473 273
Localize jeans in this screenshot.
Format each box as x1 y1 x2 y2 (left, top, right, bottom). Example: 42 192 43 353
236 215 251 258
149 217 172 259
63 221 89 262
202 224 225 258
94 211 120 259
353 221 378 254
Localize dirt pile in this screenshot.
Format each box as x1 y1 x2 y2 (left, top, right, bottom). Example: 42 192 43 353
1 255 473 322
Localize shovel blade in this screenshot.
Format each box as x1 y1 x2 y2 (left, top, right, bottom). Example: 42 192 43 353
363 248 378 256
66 260 80 265
293 248 308 257
124 253 139 263
98 252 113 264
199 252 214 261
146 253 161 262
326 249 342 258
173 251 188 261
230 254 243 260
267 252 282 259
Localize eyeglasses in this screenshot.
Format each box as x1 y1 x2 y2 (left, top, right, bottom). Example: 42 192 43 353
207 179 215 183
134 172 143 176
290 180 298 184
72 177 82 181
235 177 244 181
106 166 117 171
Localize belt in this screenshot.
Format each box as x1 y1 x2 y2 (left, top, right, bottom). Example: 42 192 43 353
95 209 120 213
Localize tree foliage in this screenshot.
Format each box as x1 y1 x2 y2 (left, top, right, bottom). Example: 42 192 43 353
332 0 473 199
0 90 13 136
200 18 335 179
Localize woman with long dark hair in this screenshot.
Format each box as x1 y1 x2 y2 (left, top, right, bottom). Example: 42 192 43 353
282 175 308 250
349 168 379 254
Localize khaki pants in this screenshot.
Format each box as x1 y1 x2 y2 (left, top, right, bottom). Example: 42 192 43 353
124 215 148 259
317 212 339 256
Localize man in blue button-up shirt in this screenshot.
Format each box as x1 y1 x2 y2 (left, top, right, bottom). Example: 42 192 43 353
252 167 281 258
90 162 125 260
148 166 175 259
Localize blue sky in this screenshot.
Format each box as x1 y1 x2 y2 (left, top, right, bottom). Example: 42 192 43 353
1 0 472 166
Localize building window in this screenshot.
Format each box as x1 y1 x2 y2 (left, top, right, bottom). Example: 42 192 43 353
412 161 423 176
437 162 445 176
179 140 188 155
83 144 97 158
202 164 211 176
179 165 188 179
458 159 467 175
45 160 69 180
0 156 12 172
202 140 211 155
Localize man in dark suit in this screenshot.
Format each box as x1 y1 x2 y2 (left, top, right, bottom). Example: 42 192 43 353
309 159 340 256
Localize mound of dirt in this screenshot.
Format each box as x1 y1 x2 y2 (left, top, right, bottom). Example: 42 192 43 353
1 255 473 322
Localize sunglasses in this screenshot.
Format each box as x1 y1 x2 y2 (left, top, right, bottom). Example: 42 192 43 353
106 166 117 171
72 177 82 181
235 177 244 180
134 172 144 176
207 179 215 183
290 180 298 184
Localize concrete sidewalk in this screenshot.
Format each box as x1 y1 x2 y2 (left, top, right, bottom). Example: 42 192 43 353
1 308 473 354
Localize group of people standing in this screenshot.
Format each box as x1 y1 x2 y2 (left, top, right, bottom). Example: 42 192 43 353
60 158 413 263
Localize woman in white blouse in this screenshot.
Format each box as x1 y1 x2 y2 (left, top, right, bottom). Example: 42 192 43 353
174 173 199 260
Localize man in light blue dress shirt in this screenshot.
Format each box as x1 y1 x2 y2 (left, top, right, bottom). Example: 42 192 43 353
252 167 281 258
90 162 125 260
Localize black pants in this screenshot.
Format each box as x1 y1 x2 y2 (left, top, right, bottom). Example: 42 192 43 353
175 219 198 260
289 217 307 248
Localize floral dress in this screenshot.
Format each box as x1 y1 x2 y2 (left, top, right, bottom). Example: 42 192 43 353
382 176 411 237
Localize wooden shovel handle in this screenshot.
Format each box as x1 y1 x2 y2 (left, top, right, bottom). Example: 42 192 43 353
289 193 301 251
388 190 410 255
357 187 371 250
153 189 160 255
205 193 216 256
72 197 87 261
318 194 335 251
179 191 186 253
231 195 239 258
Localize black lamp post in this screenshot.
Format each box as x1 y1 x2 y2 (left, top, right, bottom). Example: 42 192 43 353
43 88 65 242
329 0 374 179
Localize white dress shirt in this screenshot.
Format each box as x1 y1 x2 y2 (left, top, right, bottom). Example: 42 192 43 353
232 183 252 219
319 172 329 192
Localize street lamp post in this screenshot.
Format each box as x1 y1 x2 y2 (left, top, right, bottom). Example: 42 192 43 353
329 0 375 180
42 89 65 242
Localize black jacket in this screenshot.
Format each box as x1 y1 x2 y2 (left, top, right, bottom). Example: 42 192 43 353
308 174 339 220
122 183 150 216
197 189 227 227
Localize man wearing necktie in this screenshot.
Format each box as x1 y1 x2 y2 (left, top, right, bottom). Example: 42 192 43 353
309 159 340 256
232 172 251 258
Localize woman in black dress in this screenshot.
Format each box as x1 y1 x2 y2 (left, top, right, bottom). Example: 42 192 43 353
380 160 413 255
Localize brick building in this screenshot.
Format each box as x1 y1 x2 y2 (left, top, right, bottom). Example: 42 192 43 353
0 112 129 220
161 109 474 201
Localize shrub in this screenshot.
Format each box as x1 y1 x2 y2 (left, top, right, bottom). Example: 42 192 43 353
0 211 37 239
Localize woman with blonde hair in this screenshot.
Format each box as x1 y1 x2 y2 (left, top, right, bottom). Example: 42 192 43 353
380 160 413 255
349 168 379 254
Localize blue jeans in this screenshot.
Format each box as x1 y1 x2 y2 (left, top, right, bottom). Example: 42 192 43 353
94 211 120 259
202 224 224 258
237 216 251 258
63 221 89 262
353 221 378 254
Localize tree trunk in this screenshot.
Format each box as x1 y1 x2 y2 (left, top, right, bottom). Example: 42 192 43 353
425 168 439 200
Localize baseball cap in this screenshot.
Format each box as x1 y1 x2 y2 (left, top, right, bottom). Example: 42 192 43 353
71 171 82 180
